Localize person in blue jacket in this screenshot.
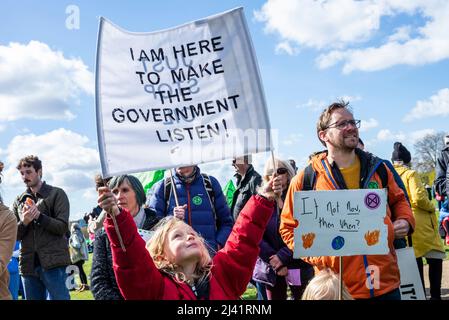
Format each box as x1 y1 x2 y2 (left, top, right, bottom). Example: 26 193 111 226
8 241 20 300
149 165 233 255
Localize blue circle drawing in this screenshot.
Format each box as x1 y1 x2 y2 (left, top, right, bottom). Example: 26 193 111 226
332 236 345 250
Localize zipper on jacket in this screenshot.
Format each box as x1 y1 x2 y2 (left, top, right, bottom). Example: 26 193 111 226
187 184 192 226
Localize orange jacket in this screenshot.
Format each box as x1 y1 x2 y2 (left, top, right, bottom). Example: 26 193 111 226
280 151 415 299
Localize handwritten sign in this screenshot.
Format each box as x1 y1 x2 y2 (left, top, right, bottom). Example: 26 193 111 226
293 189 388 257
95 7 272 177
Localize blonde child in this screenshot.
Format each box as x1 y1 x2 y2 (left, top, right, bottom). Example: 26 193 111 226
302 268 353 300
98 174 283 300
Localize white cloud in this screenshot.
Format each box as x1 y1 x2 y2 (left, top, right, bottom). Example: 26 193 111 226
255 0 385 50
376 129 406 142
2 128 100 193
0 124 6 132
374 128 434 145
0 41 94 121
275 41 299 55
297 98 328 112
298 95 361 111
403 88 449 122
359 118 379 132
409 129 436 141
388 25 412 43
256 0 449 73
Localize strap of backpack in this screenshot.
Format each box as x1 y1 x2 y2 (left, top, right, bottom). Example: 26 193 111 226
302 164 316 191
163 177 172 216
375 162 388 189
201 173 217 228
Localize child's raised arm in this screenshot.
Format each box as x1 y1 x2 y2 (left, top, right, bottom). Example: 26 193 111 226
98 186 164 300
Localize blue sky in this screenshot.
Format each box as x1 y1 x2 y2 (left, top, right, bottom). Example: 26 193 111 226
1 0 448 220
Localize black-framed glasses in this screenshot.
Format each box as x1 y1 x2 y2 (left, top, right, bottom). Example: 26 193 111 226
325 119 361 130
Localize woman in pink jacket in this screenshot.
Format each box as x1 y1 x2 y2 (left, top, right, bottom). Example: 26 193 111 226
98 174 282 300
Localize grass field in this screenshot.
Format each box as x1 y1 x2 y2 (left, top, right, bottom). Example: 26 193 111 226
69 254 94 300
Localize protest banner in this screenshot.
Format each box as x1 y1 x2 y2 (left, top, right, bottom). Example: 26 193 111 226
293 189 388 258
96 7 272 177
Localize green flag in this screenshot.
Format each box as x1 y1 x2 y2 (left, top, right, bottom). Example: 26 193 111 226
134 170 165 195
222 179 236 208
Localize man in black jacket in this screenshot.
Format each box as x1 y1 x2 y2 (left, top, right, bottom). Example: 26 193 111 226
230 155 262 221
12 155 71 300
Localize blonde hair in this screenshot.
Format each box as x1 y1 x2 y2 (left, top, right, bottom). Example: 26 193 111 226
146 217 212 285
302 268 353 300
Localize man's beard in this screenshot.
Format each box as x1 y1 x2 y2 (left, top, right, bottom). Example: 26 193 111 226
329 136 358 152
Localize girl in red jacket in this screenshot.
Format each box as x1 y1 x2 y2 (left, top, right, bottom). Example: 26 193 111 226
97 175 282 300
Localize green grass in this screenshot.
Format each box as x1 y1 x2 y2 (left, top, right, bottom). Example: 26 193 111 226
69 253 94 300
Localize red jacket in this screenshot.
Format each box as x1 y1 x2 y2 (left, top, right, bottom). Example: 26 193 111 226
104 195 274 300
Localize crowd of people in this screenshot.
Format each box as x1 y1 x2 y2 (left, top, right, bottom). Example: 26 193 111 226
0 101 448 300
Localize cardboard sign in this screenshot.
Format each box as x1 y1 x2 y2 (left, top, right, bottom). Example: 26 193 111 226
293 189 388 257
95 7 271 177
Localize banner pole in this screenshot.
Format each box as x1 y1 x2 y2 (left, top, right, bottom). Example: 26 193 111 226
339 256 343 300
270 150 283 208
169 169 180 207
101 178 126 252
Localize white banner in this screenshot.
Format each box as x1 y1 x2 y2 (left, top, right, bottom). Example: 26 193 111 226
396 247 426 300
293 189 389 257
95 7 272 177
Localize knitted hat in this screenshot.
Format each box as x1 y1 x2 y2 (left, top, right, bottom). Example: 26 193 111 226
392 142 411 164
444 134 449 146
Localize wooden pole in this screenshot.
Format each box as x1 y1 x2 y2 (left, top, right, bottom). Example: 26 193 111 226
169 169 180 207
101 177 126 252
339 256 343 300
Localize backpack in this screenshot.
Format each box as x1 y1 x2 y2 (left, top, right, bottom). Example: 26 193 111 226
301 162 388 191
163 173 218 227
302 159 410 204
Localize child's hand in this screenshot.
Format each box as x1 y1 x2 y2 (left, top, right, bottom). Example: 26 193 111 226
259 175 283 201
173 204 187 220
276 266 288 276
269 254 283 270
98 186 120 217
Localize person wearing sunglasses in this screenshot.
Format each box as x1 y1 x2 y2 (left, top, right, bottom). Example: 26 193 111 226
280 100 415 300
252 158 314 300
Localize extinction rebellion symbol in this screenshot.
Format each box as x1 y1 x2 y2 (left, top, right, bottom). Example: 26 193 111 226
365 192 381 210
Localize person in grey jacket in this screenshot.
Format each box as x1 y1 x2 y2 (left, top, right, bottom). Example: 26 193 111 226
12 155 71 300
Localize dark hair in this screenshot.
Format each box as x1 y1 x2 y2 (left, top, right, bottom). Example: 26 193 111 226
16 155 42 174
108 175 146 208
316 100 353 146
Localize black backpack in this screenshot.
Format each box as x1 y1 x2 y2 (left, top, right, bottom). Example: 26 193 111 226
301 162 388 191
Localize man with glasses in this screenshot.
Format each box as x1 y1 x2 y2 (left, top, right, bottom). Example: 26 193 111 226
230 155 262 221
279 101 415 300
